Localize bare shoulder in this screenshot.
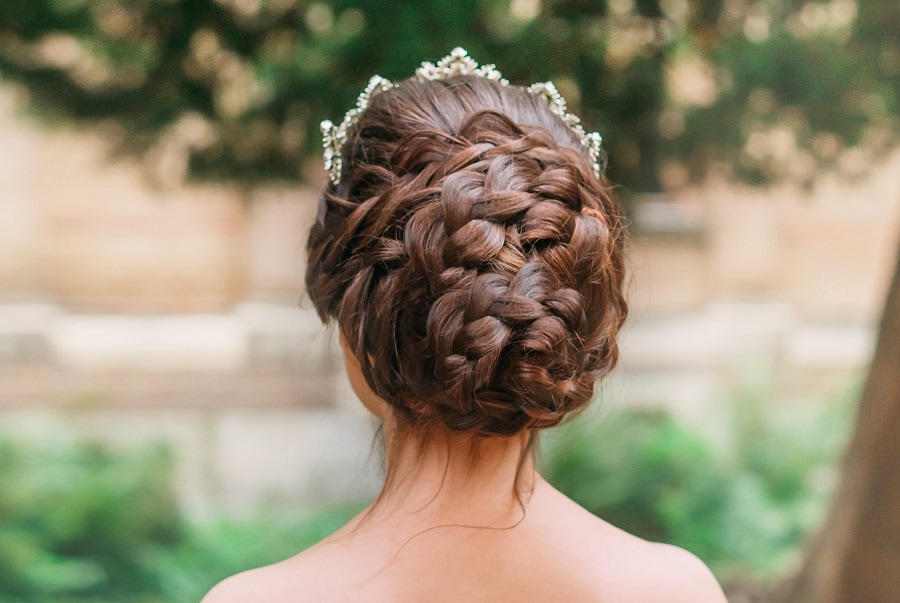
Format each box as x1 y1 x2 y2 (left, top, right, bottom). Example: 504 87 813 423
539 485 726 602
200 537 357 603
641 542 728 602
201 554 321 603
589 535 726 603
202 569 262 603
201 566 286 603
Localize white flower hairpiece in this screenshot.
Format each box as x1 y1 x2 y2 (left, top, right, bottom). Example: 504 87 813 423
320 47 604 185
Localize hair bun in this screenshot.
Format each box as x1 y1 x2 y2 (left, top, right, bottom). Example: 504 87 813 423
307 76 626 436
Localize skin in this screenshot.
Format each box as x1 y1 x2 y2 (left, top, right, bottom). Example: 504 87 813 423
203 336 728 602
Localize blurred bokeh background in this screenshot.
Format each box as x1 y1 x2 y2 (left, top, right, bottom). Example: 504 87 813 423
0 0 897 601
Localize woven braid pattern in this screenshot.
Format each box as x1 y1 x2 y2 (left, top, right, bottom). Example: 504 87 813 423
307 79 627 436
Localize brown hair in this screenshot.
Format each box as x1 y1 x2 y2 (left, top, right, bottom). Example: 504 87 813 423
307 75 627 438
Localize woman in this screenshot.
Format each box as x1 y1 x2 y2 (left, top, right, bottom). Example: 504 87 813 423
205 49 727 602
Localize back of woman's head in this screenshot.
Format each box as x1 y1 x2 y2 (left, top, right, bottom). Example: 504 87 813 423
307 73 627 437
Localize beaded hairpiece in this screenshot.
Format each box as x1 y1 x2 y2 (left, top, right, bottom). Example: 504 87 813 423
320 47 603 185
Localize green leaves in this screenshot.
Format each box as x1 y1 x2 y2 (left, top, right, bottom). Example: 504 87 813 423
0 1 894 190
0 435 361 603
0 440 182 601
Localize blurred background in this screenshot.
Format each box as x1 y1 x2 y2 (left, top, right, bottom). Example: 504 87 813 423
0 0 897 601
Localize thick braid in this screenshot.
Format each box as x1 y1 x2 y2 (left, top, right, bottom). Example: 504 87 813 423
307 76 626 436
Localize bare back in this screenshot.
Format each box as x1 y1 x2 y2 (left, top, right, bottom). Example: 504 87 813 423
203 480 726 603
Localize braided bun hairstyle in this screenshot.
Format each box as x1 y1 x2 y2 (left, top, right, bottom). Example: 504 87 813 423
307 75 627 437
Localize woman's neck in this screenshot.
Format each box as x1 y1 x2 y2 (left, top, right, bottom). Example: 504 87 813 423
365 423 539 529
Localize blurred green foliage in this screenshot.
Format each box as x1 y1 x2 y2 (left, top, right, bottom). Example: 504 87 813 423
542 377 856 583
0 440 182 602
0 1 895 191
668 0 899 185
0 436 359 602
